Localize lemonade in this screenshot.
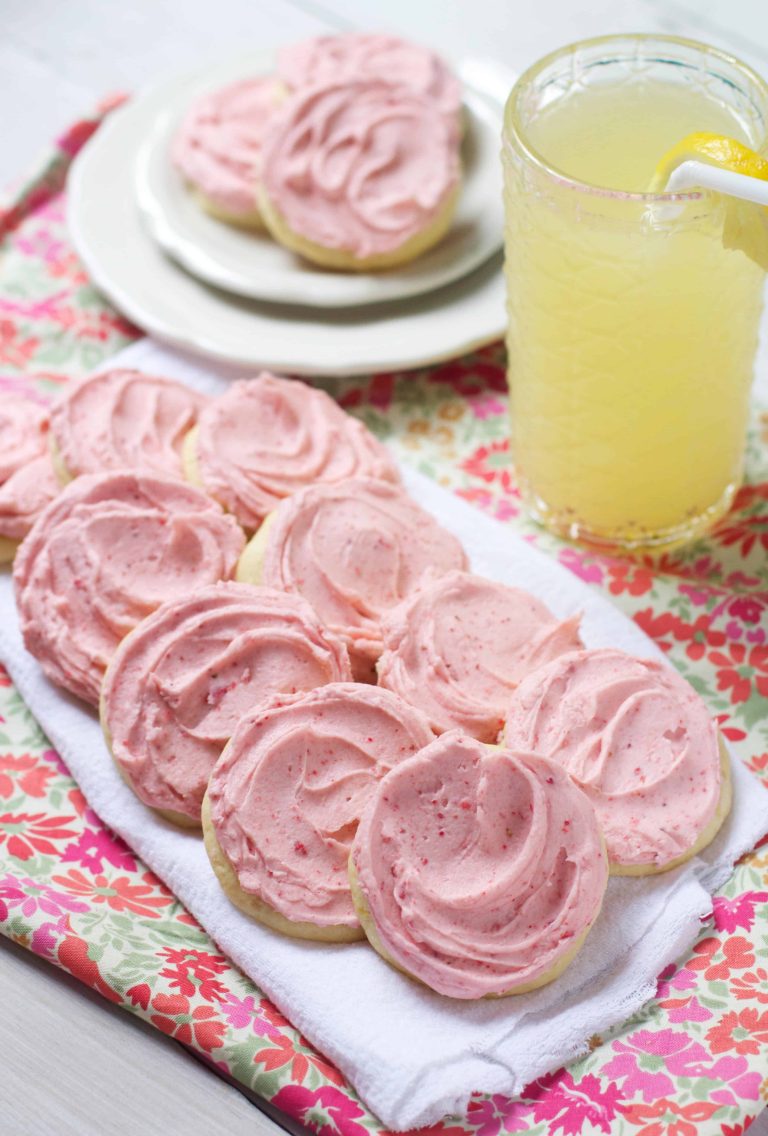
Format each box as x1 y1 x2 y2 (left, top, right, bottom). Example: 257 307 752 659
503 36 768 549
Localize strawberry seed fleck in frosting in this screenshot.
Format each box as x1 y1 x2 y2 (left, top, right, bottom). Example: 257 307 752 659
256 477 467 679
277 33 462 127
377 570 583 742
173 77 282 218
351 731 608 998
260 81 461 259
50 369 208 480
103 583 352 822
208 683 435 930
504 647 726 871
14 472 245 705
0 393 59 544
190 374 399 531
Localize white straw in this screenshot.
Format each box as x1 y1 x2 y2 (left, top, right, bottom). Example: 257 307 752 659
665 159 768 206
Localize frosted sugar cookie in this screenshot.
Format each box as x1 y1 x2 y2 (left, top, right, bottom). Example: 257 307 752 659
504 648 732 875
203 683 435 941
102 583 352 826
14 472 245 704
183 373 399 531
236 477 467 681
0 455 60 562
0 394 59 562
173 77 283 229
277 34 462 129
377 570 582 742
258 80 461 271
49 369 207 482
350 731 608 997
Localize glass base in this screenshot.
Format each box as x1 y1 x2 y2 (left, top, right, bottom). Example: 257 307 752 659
521 480 739 555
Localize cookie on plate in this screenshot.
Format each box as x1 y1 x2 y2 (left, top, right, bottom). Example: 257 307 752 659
172 77 283 229
259 80 461 271
277 33 462 130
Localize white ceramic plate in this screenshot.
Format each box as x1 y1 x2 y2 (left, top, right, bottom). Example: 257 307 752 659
68 60 506 377
135 55 504 307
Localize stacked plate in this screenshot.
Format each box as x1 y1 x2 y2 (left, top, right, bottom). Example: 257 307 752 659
68 53 508 376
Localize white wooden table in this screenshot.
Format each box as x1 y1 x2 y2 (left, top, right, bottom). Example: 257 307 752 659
2 1 768 1132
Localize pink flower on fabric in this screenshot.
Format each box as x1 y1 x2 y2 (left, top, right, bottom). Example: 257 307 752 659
663 995 713 1023
528 1071 623 1135
466 1094 532 1135
728 595 765 625
603 1028 726 1096
270 1085 368 1136
60 827 137 874
494 498 519 522
602 1034 675 1103
0 874 88 919
219 993 283 1039
706 1055 762 1106
31 913 71 957
712 892 768 934
679 583 710 606
558 546 605 585
469 393 505 420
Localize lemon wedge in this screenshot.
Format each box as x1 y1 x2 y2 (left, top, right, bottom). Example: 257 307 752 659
650 132 768 269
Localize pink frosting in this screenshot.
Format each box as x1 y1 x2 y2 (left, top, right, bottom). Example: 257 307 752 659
351 732 608 998
377 571 583 742
14 472 245 705
259 477 467 679
0 454 60 542
260 81 460 258
504 648 724 870
277 34 462 125
103 583 352 820
173 78 281 216
50 369 207 479
0 394 49 484
208 683 435 930
193 374 399 531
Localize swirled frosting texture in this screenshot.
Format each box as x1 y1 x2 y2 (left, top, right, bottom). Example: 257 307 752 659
377 571 583 742
14 473 245 705
0 455 60 542
0 394 50 483
173 78 281 216
260 81 460 258
192 374 399 530
50 369 207 479
277 34 462 124
351 732 608 998
103 584 352 820
504 648 724 871
258 478 467 678
209 683 435 929
0 394 59 542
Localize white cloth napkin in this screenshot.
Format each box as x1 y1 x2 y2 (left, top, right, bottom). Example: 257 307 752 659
2 339 768 1131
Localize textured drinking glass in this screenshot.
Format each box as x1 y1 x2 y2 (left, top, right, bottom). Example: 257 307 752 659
503 35 768 550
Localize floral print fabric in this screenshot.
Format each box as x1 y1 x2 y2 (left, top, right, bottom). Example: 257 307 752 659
0 106 767 1136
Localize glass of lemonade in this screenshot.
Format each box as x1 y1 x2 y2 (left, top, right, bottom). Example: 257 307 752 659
503 35 768 551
